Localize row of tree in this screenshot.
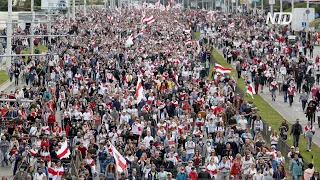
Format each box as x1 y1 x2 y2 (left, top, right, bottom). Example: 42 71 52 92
0 0 41 11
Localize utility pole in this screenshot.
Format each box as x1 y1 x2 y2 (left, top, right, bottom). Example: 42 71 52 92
73 0 76 21
261 0 263 13
291 0 294 12
6 0 12 70
48 4 52 44
202 0 204 9
30 0 35 55
67 0 71 22
280 0 282 12
84 0 87 16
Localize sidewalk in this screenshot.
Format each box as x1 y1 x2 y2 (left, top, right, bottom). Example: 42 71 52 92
216 46 320 147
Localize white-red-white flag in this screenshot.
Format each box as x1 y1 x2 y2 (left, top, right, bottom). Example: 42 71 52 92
141 15 147 23
215 63 232 74
136 77 144 104
108 144 128 173
48 167 64 179
57 141 71 159
246 84 256 98
145 16 155 24
109 16 113 21
185 39 194 45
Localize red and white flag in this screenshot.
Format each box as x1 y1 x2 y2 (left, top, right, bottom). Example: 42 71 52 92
108 143 128 173
48 166 64 179
57 141 71 159
145 16 155 24
170 0 174 4
109 16 113 21
185 39 194 45
246 84 256 99
215 63 232 74
141 15 147 23
136 77 144 104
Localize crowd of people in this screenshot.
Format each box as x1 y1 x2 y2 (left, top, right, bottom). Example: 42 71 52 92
0 3 319 180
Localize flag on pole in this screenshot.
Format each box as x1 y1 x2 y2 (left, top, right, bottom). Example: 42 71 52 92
170 0 174 4
246 84 256 98
215 63 232 74
136 77 144 104
108 143 129 173
109 16 113 21
57 141 71 159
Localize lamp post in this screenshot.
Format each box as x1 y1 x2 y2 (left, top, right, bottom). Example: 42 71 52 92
6 0 12 70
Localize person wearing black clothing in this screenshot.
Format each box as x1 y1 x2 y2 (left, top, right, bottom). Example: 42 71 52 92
14 67 20 86
290 119 303 147
282 82 289 103
198 166 211 179
273 165 286 180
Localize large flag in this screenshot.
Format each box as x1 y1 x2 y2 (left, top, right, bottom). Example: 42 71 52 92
57 141 71 159
215 63 232 74
48 166 64 179
136 77 144 104
247 84 256 99
108 144 128 173
145 16 155 24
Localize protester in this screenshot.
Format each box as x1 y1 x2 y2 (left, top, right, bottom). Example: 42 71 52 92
1 3 318 180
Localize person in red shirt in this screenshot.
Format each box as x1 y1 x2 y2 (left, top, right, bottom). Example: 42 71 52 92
77 142 87 159
189 167 198 180
40 136 49 149
48 113 56 130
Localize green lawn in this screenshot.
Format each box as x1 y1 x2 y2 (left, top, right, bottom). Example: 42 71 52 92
0 70 9 84
21 45 48 54
194 31 319 168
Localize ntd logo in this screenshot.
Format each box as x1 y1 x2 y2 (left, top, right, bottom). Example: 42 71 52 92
266 12 293 25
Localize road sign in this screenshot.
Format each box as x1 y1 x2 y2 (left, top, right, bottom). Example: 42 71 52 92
302 22 306 27
306 9 310 14
316 13 319 18
269 0 275 4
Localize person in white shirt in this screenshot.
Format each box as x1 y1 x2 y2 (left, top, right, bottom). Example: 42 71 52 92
185 137 195 161
238 115 248 130
34 166 47 180
82 109 92 121
143 131 154 148
119 110 130 125
253 168 264 180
